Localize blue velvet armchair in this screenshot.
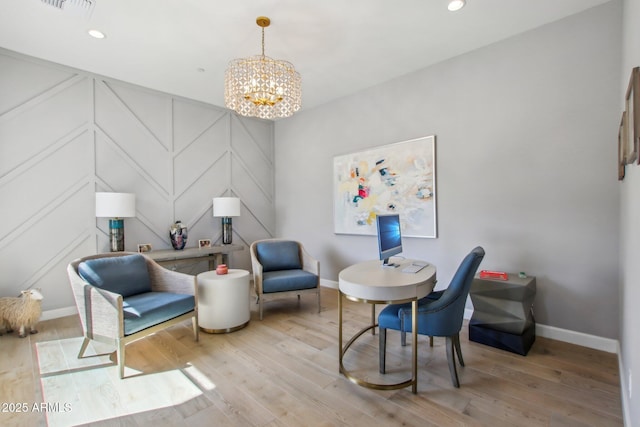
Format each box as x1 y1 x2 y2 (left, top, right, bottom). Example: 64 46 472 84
67 252 199 378
250 239 320 320
378 246 485 387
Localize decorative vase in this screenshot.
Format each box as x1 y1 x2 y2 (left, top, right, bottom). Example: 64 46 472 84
170 221 188 250
216 264 228 275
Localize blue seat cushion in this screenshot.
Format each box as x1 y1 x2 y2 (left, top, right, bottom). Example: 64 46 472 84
378 295 439 332
78 254 151 298
256 241 302 272
378 302 408 331
262 270 318 293
123 292 195 335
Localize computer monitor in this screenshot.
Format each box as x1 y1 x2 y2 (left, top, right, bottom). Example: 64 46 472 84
376 214 402 267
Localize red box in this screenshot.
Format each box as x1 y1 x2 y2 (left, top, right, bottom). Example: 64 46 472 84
479 270 509 280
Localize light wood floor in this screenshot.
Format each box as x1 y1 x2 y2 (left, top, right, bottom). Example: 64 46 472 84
0 287 623 427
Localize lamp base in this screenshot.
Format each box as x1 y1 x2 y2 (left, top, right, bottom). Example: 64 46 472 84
109 219 125 252
221 217 233 245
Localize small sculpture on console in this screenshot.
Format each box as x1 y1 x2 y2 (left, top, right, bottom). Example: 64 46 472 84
170 220 188 250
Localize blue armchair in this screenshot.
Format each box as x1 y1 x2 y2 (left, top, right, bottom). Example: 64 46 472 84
67 252 199 378
378 246 485 387
250 239 320 320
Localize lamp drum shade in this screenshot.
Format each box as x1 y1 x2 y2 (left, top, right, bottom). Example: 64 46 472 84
96 193 136 218
213 197 241 217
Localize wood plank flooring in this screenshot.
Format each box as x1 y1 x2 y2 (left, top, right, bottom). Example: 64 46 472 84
0 287 623 426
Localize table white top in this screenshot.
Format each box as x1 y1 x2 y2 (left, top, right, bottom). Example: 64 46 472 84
198 269 249 281
339 259 436 303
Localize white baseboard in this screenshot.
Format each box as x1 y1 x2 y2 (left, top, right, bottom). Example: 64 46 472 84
464 308 618 354
535 323 617 353
617 342 632 427
322 283 618 354
44 289 617 354
321 279 339 289
41 306 77 321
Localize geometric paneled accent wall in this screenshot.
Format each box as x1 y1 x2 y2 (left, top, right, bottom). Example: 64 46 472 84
0 48 274 313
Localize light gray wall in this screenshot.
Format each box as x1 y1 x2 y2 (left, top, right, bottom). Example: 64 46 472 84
0 48 275 312
619 0 639 424
275 2 621 339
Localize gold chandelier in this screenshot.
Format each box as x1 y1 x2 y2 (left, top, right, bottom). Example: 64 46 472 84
224 16 302 120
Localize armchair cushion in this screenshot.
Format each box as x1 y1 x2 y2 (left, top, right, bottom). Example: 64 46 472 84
123 292 195 335
78 254 151 298
262 270 318 293
255 240 302 272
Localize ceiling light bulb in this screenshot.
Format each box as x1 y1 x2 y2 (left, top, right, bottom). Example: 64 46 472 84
88 29 106 39
448 0 466 12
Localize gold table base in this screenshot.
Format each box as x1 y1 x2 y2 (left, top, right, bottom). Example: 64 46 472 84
200 320 249 334
338 292 418 393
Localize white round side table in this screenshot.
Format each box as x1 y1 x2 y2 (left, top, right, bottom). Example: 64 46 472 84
197 269 250 333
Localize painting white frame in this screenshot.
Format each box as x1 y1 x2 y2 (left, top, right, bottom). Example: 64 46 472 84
333 135 437 238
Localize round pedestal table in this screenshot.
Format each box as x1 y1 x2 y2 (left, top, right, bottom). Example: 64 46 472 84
197 269 250 333
338 259 436 394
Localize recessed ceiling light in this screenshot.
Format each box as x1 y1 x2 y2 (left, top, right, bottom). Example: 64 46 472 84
448 0 466 12
88 29 106 39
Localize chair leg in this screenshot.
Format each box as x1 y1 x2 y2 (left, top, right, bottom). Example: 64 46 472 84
453 333 464 367
446 336 460 388
259 296 264 320
429 336 434 347
192 315 199 342
117 340 125 379
77 337 90 359
317 289 321 313
400 315 407 346
379 327 387 374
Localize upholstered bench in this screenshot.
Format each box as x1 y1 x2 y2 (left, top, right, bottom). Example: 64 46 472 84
68 252 198 378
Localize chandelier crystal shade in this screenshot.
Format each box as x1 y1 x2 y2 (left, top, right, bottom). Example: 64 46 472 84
224 17 301 120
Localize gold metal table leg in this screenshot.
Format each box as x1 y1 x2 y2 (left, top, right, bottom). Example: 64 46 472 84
339 291 418 393
371 304 376 335
338 290 343 373
412 299 418 394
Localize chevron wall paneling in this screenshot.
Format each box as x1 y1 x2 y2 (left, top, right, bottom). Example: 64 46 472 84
0 48 275 312
230 115 276 243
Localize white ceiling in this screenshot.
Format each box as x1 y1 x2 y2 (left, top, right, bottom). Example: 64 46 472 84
0 0 611 113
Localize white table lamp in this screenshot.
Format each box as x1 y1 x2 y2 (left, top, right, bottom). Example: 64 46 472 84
213 197 241 244
96 192 136 252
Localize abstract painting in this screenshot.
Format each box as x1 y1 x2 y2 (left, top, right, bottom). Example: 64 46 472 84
333 135 437 238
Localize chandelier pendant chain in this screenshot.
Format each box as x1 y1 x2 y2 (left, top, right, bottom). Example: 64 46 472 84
257 15 269 59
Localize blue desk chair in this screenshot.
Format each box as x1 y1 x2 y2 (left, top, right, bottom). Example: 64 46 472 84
378 246 485 387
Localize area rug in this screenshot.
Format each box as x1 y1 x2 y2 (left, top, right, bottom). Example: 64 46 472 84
36 337 203 426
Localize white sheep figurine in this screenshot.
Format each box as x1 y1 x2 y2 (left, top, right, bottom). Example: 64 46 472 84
0 289 43 338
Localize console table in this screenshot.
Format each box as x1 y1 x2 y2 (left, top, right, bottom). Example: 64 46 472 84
146 244 243 271
338 259 436 394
